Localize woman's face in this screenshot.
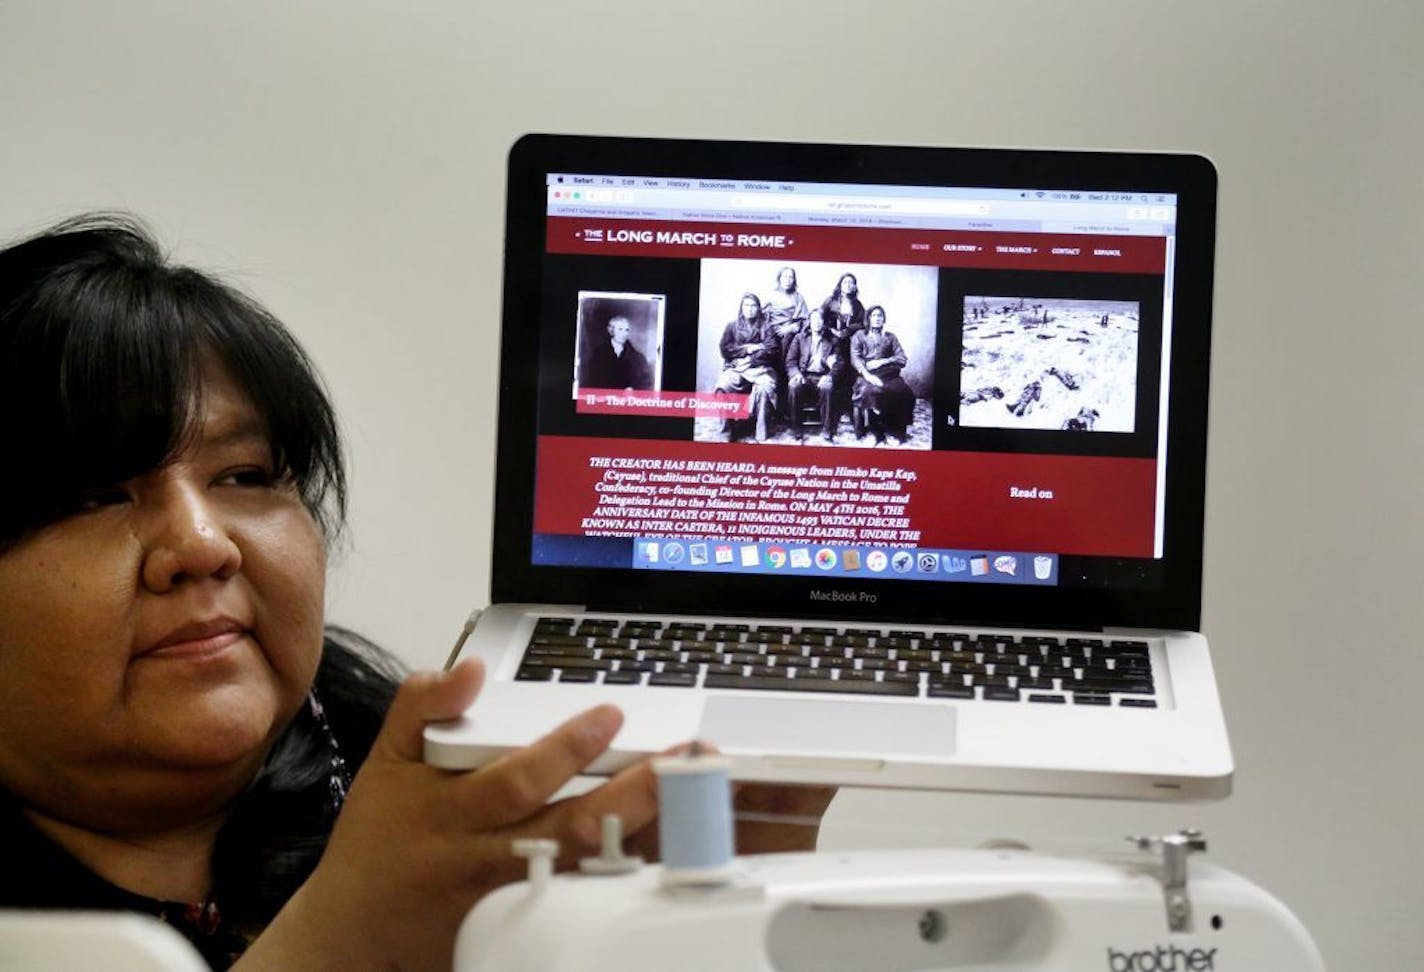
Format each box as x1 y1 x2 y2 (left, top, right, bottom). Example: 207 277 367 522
0 364 326 826
741 295 761 319
778 268 796 291
869 307 886 328
839 275 857 296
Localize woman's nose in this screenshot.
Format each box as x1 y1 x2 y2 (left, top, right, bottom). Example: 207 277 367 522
139 484 242 593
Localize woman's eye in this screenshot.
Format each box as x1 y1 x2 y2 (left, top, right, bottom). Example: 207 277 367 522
217 467 275 488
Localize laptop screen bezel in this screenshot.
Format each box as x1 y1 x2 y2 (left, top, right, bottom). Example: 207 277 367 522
490 134 1215 632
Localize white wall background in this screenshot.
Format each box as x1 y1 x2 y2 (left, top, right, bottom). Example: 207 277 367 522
2 1 1419 966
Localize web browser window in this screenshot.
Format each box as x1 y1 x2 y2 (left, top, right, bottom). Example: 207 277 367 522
529 170 1181 591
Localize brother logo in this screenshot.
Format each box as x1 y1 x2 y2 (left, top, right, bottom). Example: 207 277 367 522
808 589 878 604
1107 945 1217 971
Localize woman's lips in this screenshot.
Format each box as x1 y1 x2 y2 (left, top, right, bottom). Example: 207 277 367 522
137 619 248 660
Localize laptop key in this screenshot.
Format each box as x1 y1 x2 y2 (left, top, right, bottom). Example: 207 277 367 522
602 670 642 685
983 687 1021 701
529 634 590 648
1029 694 1066 704
649 672 698 687
515 665 554 682
1120 698 1158 708
703 673 917 697
1072 694 1112 705
559 669 599 683
536 656 611 670
1074 677 1154 694
927 682 975 699
526 644 595 658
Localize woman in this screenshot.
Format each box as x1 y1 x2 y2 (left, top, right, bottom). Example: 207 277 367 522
0 215 831 970
818 271 866 347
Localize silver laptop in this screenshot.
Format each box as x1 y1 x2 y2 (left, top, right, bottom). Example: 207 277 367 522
424 135 1232 800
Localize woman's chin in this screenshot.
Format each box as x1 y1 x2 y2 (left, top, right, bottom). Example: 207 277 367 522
131 682 295 770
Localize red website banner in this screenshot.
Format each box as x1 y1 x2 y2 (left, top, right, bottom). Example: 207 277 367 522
547 217 1165 274
576 388 751 419
535 435 1157 558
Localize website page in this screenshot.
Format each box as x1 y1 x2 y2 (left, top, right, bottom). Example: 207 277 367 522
529 175 1177 590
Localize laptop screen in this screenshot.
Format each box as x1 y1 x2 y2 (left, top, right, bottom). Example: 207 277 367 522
496 136 1215 630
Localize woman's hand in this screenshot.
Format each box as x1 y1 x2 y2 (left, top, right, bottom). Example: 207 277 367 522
732 781 837 853
241 659 660 972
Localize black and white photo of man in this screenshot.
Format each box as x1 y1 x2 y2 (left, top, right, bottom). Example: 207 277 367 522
582 314 651 390
573 290 664 394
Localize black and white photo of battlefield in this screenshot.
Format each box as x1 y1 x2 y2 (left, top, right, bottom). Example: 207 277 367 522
958 296 1139 433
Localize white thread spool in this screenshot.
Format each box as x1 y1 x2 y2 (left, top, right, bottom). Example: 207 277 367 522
653 752 735 886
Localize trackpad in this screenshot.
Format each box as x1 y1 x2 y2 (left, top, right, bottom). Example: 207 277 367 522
698 697 955 757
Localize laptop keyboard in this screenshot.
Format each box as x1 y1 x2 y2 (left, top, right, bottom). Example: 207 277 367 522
517 616 1157 707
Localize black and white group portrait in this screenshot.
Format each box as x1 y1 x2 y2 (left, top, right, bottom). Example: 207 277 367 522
573 290 664 393
958 296 1139 432
692 260 937 448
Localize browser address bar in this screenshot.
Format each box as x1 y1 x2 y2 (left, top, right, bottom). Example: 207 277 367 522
728 194 991 217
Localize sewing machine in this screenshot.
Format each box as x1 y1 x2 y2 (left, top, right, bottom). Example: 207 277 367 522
454 827 1324 971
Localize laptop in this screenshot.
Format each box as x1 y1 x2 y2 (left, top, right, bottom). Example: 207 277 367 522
424 134 1232 800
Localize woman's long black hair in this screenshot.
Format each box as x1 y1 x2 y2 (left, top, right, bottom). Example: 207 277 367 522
0 213 403 937
0 212 345 548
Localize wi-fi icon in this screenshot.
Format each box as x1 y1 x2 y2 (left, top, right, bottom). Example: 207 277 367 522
1036 191 1046 199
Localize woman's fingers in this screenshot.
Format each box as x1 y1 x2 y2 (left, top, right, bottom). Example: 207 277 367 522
455 704 625 829
375 658 485 763
542 757 663 861
733 783 838 854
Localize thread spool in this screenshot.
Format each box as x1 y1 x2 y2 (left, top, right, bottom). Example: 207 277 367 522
653 751 735 886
